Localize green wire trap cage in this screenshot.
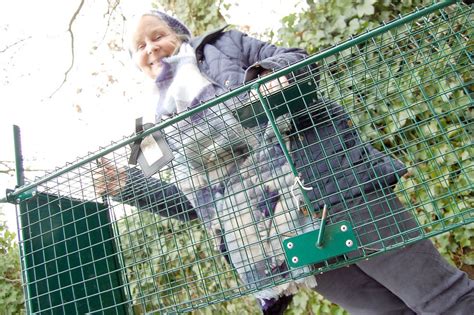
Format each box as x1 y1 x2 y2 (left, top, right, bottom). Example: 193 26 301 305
4 1 473 314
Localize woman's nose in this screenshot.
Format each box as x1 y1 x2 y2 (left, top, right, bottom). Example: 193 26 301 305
146 43 158 55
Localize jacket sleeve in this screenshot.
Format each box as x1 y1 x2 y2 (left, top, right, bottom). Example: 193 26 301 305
113 167 198 222
226 30 308 80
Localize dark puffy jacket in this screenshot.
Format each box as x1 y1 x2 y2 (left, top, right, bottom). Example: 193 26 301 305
191 26 308 94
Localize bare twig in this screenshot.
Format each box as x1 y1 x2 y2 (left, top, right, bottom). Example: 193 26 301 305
0 161 14 174
0 275 22 284
99 0 127 49
49 0 85 98
0 161 47 174
0 36 32 53
101 0 120 40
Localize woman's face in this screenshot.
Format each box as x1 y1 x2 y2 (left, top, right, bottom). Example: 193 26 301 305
131 15 181 79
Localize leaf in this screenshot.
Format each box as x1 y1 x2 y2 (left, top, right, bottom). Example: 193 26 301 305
463 251 474 265
357 0 376 17
292 290 310 311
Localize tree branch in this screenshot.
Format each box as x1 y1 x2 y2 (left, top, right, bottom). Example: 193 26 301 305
99 0 126 49
0 36 32 53
102 0 120 38
0 161 46 175
0 161 14 174
0 275 22 284
49 0 85 98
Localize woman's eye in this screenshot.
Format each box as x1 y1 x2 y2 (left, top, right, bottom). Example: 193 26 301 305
137 43 145 50
154 35 162 41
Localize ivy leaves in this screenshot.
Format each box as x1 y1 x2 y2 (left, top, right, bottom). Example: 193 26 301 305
157 0 227 35
276 0 434 54
117 211 260 314
0 217 23 314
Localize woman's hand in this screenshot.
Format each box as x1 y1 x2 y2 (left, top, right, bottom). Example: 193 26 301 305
250 70 289 101
93 157 128 197
260 69 289 94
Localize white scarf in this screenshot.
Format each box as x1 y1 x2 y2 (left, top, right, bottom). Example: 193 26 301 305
154 43 214 121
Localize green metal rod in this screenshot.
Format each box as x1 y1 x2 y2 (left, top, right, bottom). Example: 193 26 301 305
13 125 25 187
316 205 328 248
6 0 457 199
2 125 25 203
11 124 34 315
253 84 317 215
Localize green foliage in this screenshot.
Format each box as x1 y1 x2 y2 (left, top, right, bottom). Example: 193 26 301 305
157 0 228 35
116 211 260 314
0 214 24 314
275 0 432 53
286 289 348 315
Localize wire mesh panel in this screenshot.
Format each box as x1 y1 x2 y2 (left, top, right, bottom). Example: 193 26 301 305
19 193 129 314
7 1 473 314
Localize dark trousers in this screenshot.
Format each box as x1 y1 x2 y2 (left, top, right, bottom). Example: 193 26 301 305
316 239 473 314
315 190 474 314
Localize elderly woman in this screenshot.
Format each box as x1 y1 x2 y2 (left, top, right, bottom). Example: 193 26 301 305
97 10 474 315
